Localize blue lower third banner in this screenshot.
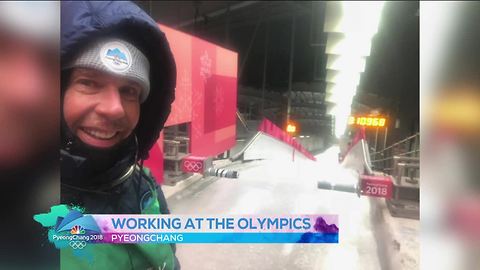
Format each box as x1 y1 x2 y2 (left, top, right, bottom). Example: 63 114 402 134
34 208 340 248
104 232 339 244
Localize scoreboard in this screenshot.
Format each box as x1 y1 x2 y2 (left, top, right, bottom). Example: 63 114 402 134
348 116 386 127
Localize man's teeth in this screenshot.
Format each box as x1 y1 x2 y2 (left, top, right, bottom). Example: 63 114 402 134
82 128 117 140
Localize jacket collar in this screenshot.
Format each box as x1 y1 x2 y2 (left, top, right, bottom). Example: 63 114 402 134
60 134 138 191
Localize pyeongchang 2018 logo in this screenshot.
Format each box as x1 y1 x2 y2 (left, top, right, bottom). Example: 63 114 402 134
52 209 103 250
100 41 132 73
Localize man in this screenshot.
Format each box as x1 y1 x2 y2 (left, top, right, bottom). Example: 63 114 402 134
61 1 179 269
0 2 59 269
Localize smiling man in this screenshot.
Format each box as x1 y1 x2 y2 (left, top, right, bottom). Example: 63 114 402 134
63 39 148 150
64 67 141 148
61 1 179 269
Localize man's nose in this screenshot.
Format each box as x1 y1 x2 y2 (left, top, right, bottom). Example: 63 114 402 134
95 85 126 120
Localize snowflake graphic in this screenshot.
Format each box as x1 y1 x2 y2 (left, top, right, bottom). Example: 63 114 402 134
174 68 192 124
191 86 203 139
200 51 212 82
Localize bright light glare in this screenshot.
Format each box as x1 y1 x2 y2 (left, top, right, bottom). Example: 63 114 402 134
324 1 385 138
339 1 385 37
325 85 356 103
326 70 361 86
327 55 366 73
326 33 373 57
286 124 296 133
331 103 353 137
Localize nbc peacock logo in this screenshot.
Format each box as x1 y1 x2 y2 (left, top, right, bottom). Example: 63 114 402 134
70 225 86 235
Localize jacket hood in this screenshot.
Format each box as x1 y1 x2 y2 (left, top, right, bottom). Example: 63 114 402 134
61 1 176 160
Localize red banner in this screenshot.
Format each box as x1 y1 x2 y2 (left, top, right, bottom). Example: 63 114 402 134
258 118 316 161
181 155 208 173
146 25 238 183
189 32 238 157
360 174 393 199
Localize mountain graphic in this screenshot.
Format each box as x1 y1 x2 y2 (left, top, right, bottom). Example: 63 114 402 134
54 209 101 234
106 48 128 61
296 217 339 243
313 217 339 233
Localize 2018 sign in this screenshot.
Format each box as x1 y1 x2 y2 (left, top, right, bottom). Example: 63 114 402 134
360 175 393 199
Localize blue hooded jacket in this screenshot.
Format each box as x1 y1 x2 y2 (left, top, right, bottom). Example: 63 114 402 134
60 2 180 269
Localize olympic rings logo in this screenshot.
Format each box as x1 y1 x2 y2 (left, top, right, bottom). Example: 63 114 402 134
183 160 203 172
69 241 87 249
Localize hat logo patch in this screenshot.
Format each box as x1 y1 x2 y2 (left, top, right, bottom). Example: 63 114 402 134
100 42 132 73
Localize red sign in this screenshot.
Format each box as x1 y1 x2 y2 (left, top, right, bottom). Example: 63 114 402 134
146 25 238 182
360 175 393 199
159 24 238 156
181 155 208 173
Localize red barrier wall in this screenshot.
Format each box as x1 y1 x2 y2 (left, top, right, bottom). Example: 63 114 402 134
258 118 317 161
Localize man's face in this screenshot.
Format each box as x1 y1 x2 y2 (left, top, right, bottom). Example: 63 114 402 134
63 68 142 149
0 29 59 170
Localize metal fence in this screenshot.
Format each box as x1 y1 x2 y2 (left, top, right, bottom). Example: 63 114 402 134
371 133 419 173
371 133 419 218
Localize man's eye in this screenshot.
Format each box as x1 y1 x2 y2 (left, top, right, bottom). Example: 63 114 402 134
78 79 98 88
120 87 140 101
